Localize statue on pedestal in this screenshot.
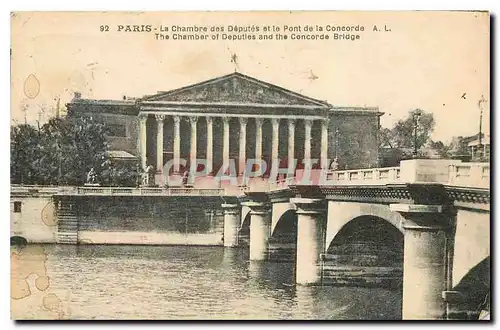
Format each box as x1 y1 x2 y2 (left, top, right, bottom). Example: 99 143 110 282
142 164 155 186
329 158 339 171
86 168 98 185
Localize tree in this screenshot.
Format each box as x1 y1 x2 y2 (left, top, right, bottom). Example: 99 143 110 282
449 136 472 159
391 109 435 150
378 109 436 166
11 115 115 185
379 127 396 149
429 140 451 159
11 124 40 184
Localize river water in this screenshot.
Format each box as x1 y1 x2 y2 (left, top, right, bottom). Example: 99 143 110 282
11 244 402 320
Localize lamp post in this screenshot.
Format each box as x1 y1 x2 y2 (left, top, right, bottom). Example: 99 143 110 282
335 128 339 159
413 111 422 158
477 95 487 161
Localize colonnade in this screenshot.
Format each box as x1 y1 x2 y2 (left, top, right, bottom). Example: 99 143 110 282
138 113 329 174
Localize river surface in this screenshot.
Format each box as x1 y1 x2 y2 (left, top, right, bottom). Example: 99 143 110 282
11 244 402 320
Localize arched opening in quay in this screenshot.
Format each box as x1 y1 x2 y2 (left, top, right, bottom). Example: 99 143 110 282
10 236 28 246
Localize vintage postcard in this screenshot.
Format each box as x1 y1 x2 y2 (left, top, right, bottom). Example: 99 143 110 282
10 11 490 320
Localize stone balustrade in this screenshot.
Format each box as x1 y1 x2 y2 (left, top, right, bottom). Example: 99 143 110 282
448 163 490 189
267 159 490 191
10 160 490 197
10 185 225 197
327 167 401 184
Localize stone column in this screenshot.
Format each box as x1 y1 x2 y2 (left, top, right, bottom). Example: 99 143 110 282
222 204 240 247
206 117 213 175
243 202 270 261
304 119 312 163
155 114 165 172
222 117 231 172
173 115 181 174
271 118 280 172
139 114 148 170
291 198 325 285
255 118 264 162
239 118 247 176
288 119 296 175
390 204 451 320
189 117 198 171
321 118 329 169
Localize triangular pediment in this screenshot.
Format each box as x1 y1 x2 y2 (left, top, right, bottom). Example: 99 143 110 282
141 72 329 107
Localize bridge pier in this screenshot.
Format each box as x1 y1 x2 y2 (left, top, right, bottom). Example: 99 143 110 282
222 204 240 247
390 204 452 320
291 198 326 285
242 202 271 260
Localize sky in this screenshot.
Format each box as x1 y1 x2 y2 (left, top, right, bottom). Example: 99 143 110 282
10 11 490 143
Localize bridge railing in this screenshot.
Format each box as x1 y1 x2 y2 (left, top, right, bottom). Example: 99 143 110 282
327 167 401 184
11 185 226 197
263 160 490 192
10 160 490 197
74 186 226 196
448 163 490 189
11 185 74 196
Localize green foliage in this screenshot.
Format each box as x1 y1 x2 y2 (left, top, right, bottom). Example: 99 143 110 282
381 109 435 149
11 124 40 184
449 136 473 159
101 161 139 187
11 115 138 186
429 140 451 159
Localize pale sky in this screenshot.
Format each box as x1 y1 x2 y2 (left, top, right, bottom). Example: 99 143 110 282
11 11 490 142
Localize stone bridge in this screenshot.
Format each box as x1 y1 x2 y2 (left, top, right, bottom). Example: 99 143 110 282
220 159 490 320
10 159 490 320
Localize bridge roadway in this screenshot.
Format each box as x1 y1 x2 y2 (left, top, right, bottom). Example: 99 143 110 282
10 159 490 320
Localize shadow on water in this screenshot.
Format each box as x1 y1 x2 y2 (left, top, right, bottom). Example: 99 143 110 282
247 260 296 288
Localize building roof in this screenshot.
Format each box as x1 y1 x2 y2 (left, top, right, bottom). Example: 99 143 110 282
468 134 490 147
67 72 382 116
140 72 331 108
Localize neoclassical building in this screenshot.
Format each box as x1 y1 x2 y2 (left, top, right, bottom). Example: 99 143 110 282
67 72 382 177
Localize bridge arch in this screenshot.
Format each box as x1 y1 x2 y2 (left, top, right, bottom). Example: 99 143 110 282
271 209 297 239
269 207 297 262
271 202 296 236
326 201 404 250
238 208 252 247
240 205 251 230
326 215 404 254
449 256 490 319
324 213 404 290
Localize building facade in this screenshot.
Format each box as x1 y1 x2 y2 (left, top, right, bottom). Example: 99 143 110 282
67 72 382 178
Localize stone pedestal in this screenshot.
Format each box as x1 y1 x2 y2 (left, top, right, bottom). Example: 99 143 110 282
390 203 452 320
291 198 326 285
222 204 240 247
